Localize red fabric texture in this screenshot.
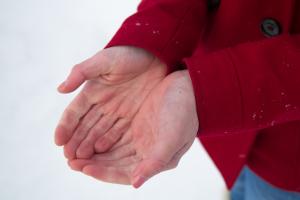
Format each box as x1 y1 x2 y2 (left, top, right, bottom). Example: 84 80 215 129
105 0 300 192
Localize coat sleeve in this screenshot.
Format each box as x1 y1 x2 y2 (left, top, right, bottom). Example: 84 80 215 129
105 0 208 72
185 34 300 134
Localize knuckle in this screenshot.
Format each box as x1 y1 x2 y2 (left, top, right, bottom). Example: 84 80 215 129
168 163 178 170
173 160 180 168
165 160 179 171
152 159 167 170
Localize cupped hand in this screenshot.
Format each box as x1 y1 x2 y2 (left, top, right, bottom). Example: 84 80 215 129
68 70 199 188
54 46 167 159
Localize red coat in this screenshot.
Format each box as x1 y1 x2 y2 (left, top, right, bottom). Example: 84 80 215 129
106 0 300 192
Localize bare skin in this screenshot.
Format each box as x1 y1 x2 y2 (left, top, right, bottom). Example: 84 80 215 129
55 46 167 159
68 70 199 188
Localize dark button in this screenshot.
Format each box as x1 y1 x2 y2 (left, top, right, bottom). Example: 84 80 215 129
261 18 281 37
208 0 220 10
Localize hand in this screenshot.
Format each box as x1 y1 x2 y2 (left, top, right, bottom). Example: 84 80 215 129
68 70 199 188
55 46 167 159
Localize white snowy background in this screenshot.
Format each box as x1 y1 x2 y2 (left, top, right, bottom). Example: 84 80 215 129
0 0 226 199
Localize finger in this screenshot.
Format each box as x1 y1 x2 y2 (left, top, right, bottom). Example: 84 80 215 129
75 114 118 158
131 136 181 188
57 64 87 93
109 129 133 151
94 156 141 167
131 158 167 188
94 118 130 153
69 148 137 172
130 145 187 182
82 164 131 185
63 104 103 159
68 159 95 171
55 92 93 146
93 143 136 161
58 52 111 93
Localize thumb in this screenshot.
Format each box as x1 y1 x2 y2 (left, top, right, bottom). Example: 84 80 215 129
57 51 111 93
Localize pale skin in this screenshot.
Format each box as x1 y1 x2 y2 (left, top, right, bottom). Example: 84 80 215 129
55 46 199 188
55 46 167 159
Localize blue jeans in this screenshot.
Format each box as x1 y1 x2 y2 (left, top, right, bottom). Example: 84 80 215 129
231 167 300 200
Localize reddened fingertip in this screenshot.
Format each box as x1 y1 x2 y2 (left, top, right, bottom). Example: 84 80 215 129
57 81 66 92
132 175 146 188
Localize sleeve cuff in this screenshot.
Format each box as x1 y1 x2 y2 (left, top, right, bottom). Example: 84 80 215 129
185 35 300 135
184 48 244 134
105 0 207 73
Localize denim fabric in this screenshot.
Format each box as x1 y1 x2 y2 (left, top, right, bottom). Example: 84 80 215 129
231 167 300 200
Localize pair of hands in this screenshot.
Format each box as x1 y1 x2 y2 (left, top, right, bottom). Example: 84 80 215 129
55 46 199 188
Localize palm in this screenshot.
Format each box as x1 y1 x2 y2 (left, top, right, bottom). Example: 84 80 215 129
55 46 167 159
68 70 199 188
